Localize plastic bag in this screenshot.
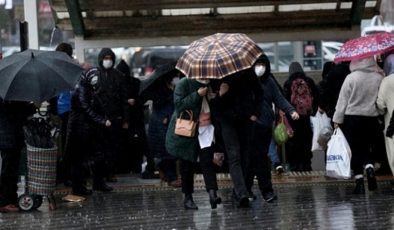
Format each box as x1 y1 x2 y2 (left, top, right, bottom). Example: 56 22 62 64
326 127 352 179
310 112 332 151
274 122 288 145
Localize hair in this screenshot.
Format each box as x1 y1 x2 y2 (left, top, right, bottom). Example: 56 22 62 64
55 43 73 57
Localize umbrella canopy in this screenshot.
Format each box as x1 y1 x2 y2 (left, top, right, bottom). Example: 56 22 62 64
334 32 394 63
0 49 83 102
139 62 178 95
176 33 263 79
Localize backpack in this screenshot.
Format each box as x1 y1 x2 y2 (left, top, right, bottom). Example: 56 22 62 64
290 78 313 116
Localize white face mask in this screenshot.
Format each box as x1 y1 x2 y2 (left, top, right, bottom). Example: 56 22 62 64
171 77 180 85
196 79 210 84
102 59 113 69
254 65 266 77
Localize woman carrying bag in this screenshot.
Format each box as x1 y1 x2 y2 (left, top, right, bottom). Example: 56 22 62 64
165 77 223 210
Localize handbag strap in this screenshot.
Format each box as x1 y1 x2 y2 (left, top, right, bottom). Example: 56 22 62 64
178 110 194 121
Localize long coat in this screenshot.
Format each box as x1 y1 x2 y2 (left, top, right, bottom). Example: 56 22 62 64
165 78 204 162
377 74 394 176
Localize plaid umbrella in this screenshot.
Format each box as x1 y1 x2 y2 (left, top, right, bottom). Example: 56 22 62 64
176 33 263 79
334 32 394 63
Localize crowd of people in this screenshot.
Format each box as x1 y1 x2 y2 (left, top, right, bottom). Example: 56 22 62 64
1 41 394 213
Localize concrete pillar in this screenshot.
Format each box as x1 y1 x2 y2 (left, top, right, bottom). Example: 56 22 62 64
74 36 85 63
293 41 303 66
24 0 39 49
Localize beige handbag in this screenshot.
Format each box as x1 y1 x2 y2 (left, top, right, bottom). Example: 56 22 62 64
175 110 197 137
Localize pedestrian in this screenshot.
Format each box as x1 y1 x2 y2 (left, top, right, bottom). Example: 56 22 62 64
211 69 263 207
377 54 394 187
0 99 36 213
333 57 384 194
166 77 223 210
244 54 299 203
140 69 181 187
283 62 319 171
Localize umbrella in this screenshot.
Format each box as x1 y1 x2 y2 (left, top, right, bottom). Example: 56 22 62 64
334 32 394 63
176 33 263 79
139 62 178 95
0 49 83 102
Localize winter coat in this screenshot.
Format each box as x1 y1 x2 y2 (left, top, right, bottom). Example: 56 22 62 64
319 62 350 118
333 57 384 124
0 100 35 150
146 84 175 160
165 78 204 161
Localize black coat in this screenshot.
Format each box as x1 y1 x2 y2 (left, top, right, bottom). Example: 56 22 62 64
0 100 35 150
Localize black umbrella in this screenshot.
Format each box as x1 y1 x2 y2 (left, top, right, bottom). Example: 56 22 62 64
0 49 83 102
139 62 178 95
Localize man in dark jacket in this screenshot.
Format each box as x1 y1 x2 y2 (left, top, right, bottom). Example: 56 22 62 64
0 99 35 212
66 48 129 194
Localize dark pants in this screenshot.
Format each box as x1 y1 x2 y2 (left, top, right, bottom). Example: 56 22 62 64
159 159 177 182
244 124 274 194
218 119 248 199
180 146 218 194
0 147 22 206
341 115 380 175
286 116 313 171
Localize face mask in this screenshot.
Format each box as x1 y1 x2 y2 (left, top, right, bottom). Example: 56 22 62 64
196 79 210 84
254 65 266 77
102 59 113 69
171 77 180 85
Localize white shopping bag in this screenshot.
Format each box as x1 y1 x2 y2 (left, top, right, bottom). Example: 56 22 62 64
326 127 352 179
310 112 332 151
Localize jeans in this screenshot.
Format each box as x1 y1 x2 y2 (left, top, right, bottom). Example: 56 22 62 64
268 138 280 167
219 119 248 199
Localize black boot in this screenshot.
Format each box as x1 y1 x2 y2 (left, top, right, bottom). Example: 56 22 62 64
366 167 377 191
353 178 365 194
208 189 222 209
93 179 113 192
72 185 93 196
184 194 198 210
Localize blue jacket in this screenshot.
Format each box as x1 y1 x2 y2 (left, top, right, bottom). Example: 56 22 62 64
57 91 71 115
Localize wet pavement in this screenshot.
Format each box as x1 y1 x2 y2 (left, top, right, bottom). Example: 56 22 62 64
2 173 394 229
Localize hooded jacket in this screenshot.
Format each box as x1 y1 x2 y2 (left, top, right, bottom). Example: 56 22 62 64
73 48 129 125
256 55 295 128
333 57 384 124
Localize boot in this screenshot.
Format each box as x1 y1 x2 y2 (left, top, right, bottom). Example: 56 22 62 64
93 179 113 192
366 167 378 191
353 178 365 194
184 194 198 210
208 189 222 209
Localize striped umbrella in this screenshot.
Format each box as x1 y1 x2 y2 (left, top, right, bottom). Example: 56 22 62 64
176 33 263 79
334 32 394 63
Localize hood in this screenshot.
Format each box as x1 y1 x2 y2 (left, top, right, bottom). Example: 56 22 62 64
98 48 115 69
289 62 304 76
384 54 394 76
116 60 131 76
349 57 379 73
254 54 271 79
322 61 334 80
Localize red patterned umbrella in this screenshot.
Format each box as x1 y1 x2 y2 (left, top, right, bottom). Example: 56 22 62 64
334 32 394 63
176 33 263 79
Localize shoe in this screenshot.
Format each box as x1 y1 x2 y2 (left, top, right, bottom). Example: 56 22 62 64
353 178 365 194
72 186 93 196
238 196 250 208
248 191 257 201
184 194 198 210
208 189 222 209
0 204 19 213
262 192 278 203
275 165 285 175
168 179 181 188
366 167 377 191
93 182 114 192
106 176 118 183
141 171 160 179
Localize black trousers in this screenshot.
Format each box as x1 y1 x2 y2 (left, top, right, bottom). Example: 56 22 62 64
244 124 274 194
180 146 218 195
0 147 22 206
341 115 380 175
